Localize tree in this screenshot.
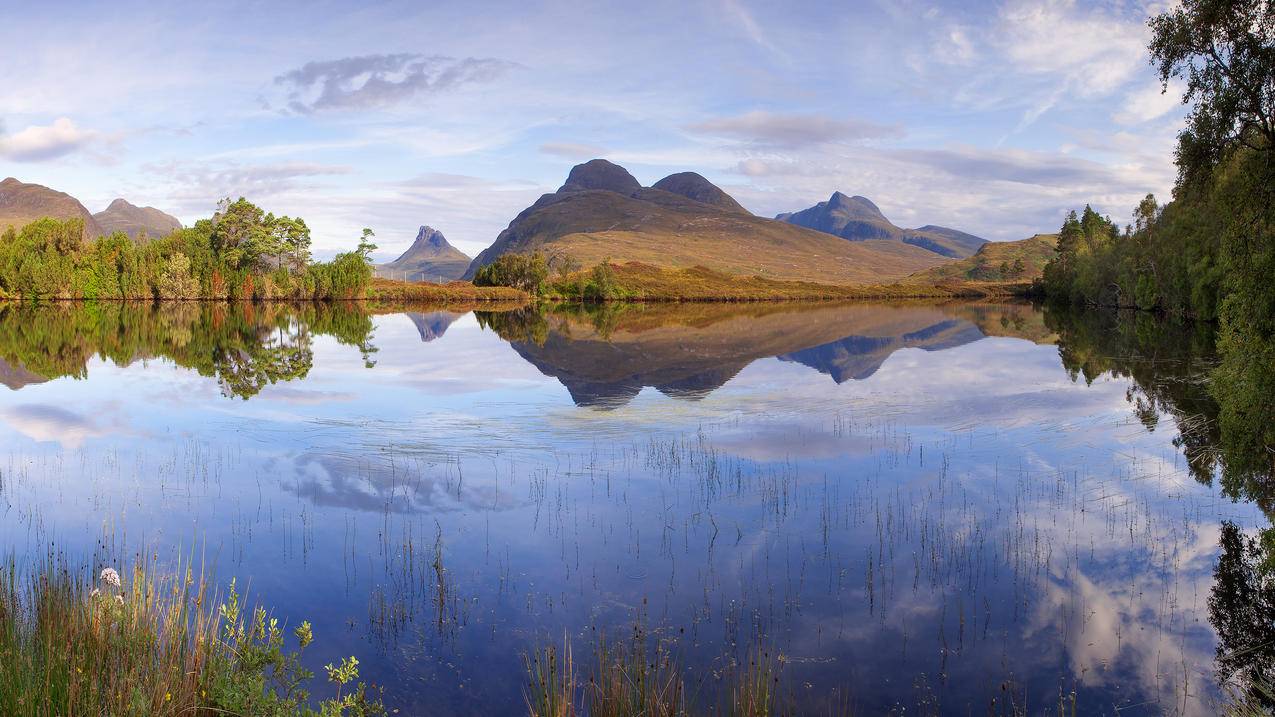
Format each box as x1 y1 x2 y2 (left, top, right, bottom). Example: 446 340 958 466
271 216 312 272
1011 258 1025 278
1149 0 1275 182
356 228 377 264
211 198 269 270
472 253 548 293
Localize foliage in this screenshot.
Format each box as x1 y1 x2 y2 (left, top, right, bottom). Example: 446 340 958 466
473 252 550 293
0 555 383 716
0 198 373 301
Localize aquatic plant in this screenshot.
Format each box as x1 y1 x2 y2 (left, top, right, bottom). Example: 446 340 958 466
0 554 383 716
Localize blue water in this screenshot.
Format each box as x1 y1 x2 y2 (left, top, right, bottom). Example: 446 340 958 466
0 301 1254 715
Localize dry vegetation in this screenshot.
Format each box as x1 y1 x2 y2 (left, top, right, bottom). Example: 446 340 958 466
905 234 1058 286
366 276 527 302
543 261 1031 302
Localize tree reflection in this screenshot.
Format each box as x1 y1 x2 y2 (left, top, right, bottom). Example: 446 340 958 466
1211 521 1275 710
0 301 376 399
1046 303 1275 708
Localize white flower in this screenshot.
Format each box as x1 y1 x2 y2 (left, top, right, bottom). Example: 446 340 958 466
100 568 121 588
115 595 125 606
89 588 101 598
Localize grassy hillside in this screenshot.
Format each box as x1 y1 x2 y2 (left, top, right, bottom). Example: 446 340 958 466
473 188 947 285
466 160 954 284
905 234 1057 284
0 177 104 240
542 261 1024 302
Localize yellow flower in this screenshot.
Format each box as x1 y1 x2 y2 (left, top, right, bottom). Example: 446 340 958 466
165 692 171 702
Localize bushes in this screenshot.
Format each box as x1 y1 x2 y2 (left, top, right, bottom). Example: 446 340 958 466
0 199 375 302
473 252 549 293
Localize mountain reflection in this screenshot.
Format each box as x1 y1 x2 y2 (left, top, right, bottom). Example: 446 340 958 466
477 302 1051 407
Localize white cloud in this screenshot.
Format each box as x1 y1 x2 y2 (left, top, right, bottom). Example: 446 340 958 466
0 117 99 161
1113 80 1185 125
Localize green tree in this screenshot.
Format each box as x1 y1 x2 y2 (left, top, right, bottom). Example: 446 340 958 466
472 253 549 293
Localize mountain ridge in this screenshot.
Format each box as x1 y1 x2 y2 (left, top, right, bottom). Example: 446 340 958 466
0 177 104 241
776 191 987 259
465 159 948 284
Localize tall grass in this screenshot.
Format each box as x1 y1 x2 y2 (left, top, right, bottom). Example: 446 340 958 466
524 624 819 717
0 554 382 716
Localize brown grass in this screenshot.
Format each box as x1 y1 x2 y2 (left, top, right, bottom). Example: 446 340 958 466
543 261 1033 302
366 276 528 302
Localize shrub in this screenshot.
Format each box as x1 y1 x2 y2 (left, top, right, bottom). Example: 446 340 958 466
473 252 549 293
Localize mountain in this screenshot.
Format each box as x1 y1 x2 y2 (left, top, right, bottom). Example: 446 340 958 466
776 191 987 259
905 233 1058 284
0 177 104 241
465 160 947 284
375 226 472 283
92 199 182 241
650 172 750 214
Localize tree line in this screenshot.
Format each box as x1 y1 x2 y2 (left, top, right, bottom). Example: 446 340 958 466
0 198 378 301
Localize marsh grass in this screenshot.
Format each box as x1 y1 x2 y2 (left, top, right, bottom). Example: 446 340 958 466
0 554 382 717
525 625 810 717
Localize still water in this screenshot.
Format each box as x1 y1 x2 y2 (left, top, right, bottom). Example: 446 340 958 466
0 300 1261 715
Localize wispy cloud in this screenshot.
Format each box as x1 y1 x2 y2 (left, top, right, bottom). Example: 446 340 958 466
539 142 608 160
687 111 903 149
274 54 517 114
144 160 353 213
1112 80 1185 125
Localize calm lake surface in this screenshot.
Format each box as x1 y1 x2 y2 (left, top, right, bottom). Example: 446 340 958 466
0 300 1261 715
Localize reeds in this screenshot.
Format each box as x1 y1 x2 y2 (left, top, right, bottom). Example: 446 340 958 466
0 554 382 716
524 625 806 717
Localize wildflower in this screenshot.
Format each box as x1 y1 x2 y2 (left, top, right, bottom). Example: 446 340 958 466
89 588 101 598
100 568 122 588
115 595 125 606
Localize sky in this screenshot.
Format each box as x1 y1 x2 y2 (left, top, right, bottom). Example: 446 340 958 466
0 0 1186 260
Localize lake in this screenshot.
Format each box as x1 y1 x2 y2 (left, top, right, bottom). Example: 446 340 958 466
0 299 1263 715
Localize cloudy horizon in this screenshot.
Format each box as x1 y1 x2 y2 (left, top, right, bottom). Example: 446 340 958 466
0 0 1184 260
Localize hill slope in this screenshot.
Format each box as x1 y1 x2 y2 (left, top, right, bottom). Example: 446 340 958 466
466 160 948 284
905 234 1058 284
0 177 103 241
375 226 472 283
776 192 987 259
93 199 182 240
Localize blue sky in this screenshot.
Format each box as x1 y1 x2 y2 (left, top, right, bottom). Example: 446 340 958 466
0 0 1184 259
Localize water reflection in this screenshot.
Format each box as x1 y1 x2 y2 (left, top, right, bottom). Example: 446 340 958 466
477 302 1051 407
0 302 376 399
0 299 1272 714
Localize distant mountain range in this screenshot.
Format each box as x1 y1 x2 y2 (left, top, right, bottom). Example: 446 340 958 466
375 226 471 283
465 159 948 284
776 192 987 259
1 177 181 241
0 177 105 240
2 167 1012 288
93 198 182 241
